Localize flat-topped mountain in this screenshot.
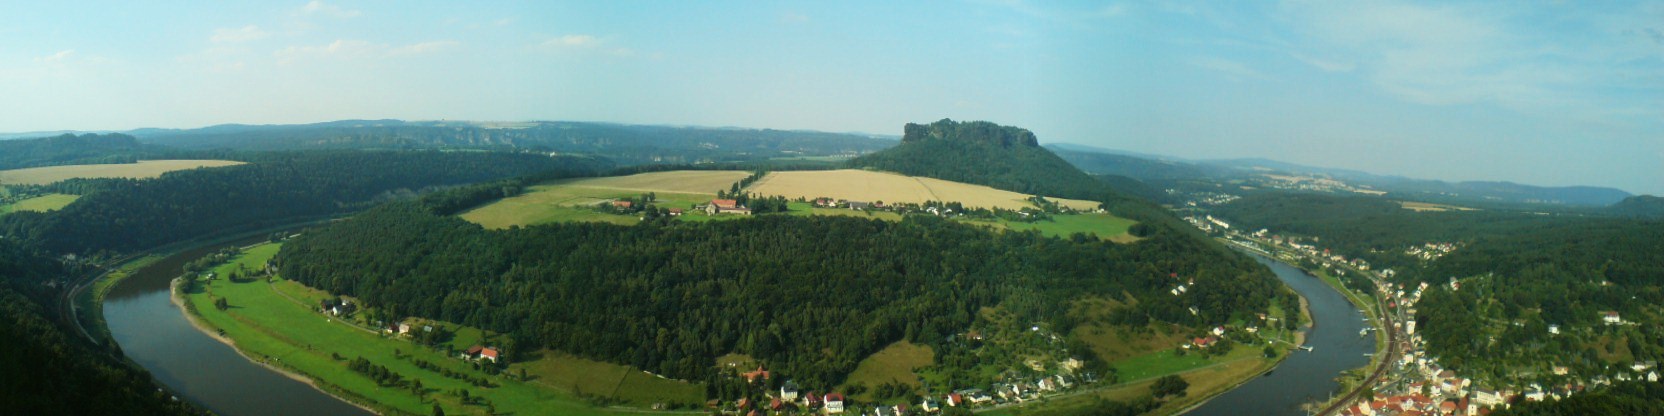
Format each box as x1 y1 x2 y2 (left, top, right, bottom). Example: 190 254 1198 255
850 119 1118 204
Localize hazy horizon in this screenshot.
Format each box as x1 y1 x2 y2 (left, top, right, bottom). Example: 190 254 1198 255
3 1 1660 194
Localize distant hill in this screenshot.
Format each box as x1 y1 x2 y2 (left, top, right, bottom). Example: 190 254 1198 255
130 120 895 165
0 134 162 171
1608 195 1664 219
1049 146 1234 182
849 119 1122 203
1197 158 1632 206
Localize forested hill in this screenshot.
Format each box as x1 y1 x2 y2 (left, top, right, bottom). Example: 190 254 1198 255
0 238 197 415
129 120 894 165
1608 195 1664 219
849 119 1122 204
1 151 611 254
0 133 164 171
277 201 1284 390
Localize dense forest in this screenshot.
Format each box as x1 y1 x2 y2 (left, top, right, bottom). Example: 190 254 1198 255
130 120 895 165
1 150 610 254
0 133 164 171
1491 381 1664 416
276 201 1281 390
0 239 197 415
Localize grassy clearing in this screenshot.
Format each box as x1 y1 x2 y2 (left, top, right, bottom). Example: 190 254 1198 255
748 169 1100 211
963 213 1139 242
0 160 244 185
1 193 80 214
1073 324 1186 363
843 341 934 400
182 242 700 415
983 348 1269 416
1398 201 1478 212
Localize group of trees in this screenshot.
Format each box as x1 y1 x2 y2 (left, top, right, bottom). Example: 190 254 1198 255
275 199 1281 391
0 133 161 171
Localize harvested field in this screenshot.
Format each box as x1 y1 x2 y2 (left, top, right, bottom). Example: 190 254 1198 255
561 170 750 195
746 169 1100 210
0 160 245 185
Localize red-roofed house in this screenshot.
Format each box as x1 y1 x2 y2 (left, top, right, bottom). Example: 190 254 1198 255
707 199 751 215
825 393 846 414
612 200 633 209
480 347 499 363
741 365 770 383
462 345 485 360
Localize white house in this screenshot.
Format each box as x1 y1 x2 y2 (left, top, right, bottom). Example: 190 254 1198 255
1603 311 1623 325
824 393 845 414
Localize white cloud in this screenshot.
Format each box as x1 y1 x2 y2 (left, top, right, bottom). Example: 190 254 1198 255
543 35 600 48
1289 53 1354 72
1190 56 1264 80
388 41 460 56
211 25 270 43
274 39 460 63
35 49 74 64
273 39 376 63
301 1 360 18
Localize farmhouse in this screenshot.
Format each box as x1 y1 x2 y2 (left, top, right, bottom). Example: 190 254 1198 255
1602 311 1622 325
461 345 500 362
706 199 751 215
612 200 633 209
668 208 683 216
846 201 870 210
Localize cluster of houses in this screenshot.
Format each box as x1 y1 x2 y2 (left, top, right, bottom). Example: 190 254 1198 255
712 362 1089 416
1173 189 1241 207
1404 242 1459 262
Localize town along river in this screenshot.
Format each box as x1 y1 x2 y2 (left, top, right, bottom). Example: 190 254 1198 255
104 241 372 416
1187 253 1375 415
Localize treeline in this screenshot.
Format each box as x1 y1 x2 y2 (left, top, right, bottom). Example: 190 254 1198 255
0 133 160 171
0 239 198 415
133 120 894 165
275 202 1280 390
0 150 611 255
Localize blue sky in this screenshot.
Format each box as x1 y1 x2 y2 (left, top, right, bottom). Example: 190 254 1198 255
3 1 1661 194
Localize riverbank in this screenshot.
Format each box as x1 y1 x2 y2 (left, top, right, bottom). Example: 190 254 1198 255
169 277 384 415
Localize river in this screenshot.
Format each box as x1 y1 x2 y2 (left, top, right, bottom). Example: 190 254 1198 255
1186 253 1375 415
103 241 372 416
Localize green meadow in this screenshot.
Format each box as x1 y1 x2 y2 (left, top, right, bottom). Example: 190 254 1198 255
182 243 703 415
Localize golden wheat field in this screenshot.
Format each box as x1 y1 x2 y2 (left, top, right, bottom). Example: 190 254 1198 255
0 160 246 185
746 169 1101 210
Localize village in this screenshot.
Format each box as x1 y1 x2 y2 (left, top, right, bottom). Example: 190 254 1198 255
1192 213 1664 416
